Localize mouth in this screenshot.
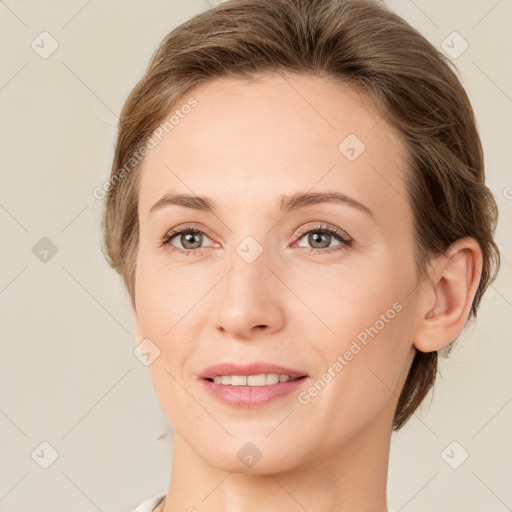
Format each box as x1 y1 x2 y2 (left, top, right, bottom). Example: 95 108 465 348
198 362 309 407
203 374 308 386
198 362 308 381
199 372 310 408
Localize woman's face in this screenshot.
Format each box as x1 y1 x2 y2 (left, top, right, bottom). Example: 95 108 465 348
132 73 420 472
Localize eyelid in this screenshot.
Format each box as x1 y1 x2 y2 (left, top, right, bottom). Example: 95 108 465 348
293 222 351 242
163 222 216 243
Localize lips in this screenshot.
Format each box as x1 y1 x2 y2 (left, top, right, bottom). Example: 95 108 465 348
197 362 308 380
200 370 310 408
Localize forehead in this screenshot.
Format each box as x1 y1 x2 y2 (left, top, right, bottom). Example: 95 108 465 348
138 73 410 226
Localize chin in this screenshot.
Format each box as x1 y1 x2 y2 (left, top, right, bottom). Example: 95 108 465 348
193 432 310 474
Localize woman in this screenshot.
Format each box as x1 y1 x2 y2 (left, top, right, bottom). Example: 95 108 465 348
100 0 500 510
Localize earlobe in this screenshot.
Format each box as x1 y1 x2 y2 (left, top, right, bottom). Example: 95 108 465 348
413 237 483 353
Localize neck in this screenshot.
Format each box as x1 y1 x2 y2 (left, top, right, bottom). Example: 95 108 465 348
162 411 392 512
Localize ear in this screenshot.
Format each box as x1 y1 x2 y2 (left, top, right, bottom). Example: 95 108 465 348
413 237 483 353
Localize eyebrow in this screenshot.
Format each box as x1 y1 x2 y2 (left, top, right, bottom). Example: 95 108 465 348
149 191 375 219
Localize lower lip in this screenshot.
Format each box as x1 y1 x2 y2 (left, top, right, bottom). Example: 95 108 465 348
200 376 309 408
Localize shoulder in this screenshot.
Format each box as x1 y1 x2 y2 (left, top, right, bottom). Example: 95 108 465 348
131 493 166 512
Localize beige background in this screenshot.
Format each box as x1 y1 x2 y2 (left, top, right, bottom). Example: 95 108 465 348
0 0 511 511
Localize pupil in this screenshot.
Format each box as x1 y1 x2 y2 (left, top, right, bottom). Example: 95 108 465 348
310 232 329 248
183 232 201 249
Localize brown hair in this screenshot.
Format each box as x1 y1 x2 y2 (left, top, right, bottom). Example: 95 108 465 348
101 0 500 430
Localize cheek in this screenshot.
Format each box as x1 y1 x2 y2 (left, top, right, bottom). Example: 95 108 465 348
301 303 413 445
291 249 410 344
134 253 208 337
132 261 189 398
146 356 197 429
134 251 223 407
294 254 414 415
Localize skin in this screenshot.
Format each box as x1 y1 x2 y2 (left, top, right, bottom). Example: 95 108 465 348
130 73 483 512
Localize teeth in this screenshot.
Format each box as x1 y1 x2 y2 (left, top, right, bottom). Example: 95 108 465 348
211 373 299 386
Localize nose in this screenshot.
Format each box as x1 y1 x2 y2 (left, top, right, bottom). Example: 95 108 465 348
214 248 286 340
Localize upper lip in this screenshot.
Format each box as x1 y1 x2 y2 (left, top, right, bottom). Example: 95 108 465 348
198 362 308 380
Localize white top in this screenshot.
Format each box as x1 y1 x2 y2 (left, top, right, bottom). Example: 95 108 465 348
132 493 166 512
132 494 396 512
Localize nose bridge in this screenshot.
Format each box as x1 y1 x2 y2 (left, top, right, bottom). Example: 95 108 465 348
222 207 274 279
222 233 271 306
213 230 284 337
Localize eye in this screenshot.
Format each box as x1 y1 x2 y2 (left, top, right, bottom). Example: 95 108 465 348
161 224 216 256
293 223 352 254
161 222 352 256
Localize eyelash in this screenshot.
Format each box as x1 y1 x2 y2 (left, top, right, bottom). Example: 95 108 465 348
160 223 352 256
